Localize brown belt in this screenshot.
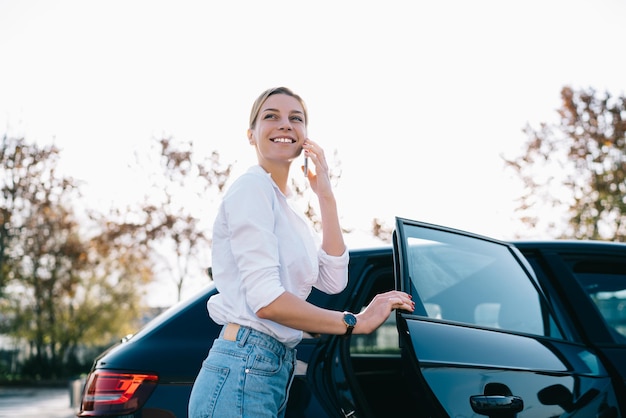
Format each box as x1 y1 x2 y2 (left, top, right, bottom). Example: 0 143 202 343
223 323 241 341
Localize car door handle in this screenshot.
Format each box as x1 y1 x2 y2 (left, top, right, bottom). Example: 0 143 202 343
470 395 524 414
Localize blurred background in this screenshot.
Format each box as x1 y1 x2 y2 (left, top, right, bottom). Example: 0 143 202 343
1 0 624 386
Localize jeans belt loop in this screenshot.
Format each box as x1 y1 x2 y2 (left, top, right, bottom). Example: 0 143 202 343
237 325 251 348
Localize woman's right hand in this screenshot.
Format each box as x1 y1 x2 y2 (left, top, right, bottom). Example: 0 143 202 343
355 291 415 334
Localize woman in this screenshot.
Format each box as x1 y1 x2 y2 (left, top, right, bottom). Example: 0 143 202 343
188 87 414 418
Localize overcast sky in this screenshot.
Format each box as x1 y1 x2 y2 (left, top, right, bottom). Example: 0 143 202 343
1 0 625 304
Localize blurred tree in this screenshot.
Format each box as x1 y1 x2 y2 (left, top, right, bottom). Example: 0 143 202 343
0 136 150 379
0 134 24 299
129 137 232 303
371 218 393 243
291 149 346 233
504 86 626 240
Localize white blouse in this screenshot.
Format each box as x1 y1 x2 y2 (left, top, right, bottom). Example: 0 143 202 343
207 165 349 348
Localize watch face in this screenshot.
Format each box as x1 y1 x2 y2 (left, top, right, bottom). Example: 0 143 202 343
344 313 357 327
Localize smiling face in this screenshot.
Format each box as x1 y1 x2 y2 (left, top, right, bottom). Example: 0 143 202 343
247 93 307 170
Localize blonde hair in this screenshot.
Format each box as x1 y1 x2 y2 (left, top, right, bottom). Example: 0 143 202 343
249 87 308 129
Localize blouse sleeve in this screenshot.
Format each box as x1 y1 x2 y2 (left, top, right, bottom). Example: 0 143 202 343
315 247 349 295
222 174 285 313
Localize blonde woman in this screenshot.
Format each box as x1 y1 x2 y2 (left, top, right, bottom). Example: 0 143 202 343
188 87 414 418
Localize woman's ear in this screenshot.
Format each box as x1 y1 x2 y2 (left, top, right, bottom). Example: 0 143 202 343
247 129 255 145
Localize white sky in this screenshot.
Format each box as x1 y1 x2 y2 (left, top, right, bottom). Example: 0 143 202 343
1 0 625 305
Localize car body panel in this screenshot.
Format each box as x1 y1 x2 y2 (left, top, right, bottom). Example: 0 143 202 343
403 319 618 416
514 241 626 413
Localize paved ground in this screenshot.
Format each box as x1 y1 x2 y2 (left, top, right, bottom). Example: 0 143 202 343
0 387 77 418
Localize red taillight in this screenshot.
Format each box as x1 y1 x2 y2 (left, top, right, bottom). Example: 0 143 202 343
78 370 158 416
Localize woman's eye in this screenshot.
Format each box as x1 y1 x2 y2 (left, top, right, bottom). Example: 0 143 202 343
290 116 303 122
263 113 277 120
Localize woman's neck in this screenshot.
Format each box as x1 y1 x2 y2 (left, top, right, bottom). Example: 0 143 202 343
259 162 290 194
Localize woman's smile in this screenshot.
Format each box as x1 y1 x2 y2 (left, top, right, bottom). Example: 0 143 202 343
271 137 296 143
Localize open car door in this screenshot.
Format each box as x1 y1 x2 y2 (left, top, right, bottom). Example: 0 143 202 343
392 217 621 417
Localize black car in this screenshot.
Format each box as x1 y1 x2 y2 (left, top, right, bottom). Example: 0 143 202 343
78 218 626 417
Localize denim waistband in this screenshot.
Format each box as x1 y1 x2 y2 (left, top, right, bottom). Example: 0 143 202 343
219 325 293 358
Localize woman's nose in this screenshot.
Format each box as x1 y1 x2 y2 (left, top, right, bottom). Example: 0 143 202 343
278 118 292 130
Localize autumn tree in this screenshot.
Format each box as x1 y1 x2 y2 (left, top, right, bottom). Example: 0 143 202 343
129 137 232 303
290 149 348 233
290 149 391 243
0 136 150 379
505 86 626 240
0 135 22 299
371 218 393 243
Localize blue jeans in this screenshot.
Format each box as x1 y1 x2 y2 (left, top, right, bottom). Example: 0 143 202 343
188 325 296 418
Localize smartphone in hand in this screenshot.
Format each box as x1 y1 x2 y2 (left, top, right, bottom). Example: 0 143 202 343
303 154 308 176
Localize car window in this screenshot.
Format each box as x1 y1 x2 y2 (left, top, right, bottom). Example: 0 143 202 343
401 225 562 339
351 313 398 354
350 269 400 355
567 254 626 341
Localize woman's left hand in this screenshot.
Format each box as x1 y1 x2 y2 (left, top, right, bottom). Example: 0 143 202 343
356 291 415 334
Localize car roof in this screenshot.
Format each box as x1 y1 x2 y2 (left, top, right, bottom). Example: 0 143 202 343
512 239 626 250
349 240 626 253
348 246 391 255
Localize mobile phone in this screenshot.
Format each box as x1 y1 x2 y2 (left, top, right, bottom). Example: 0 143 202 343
303 155 308 176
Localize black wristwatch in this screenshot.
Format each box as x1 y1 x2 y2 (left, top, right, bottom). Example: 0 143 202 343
342 312 357 336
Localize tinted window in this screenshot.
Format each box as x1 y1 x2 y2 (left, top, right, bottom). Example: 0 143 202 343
567 255 626 341
350 269 399 354
401 225 561 338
